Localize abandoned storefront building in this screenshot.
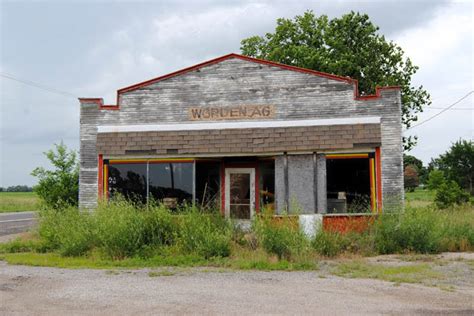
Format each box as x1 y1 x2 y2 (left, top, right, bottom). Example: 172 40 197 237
79 53 403 218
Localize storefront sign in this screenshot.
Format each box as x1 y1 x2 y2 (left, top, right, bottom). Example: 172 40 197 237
188 105 275 121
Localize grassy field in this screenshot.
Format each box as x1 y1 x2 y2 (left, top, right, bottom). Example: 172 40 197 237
405 188 436 207
0 192 39 212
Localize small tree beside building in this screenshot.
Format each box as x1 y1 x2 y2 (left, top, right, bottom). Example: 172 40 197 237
404 165 419 192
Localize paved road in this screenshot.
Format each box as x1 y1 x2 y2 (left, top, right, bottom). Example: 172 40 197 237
0 262 472 315
0 212 37 236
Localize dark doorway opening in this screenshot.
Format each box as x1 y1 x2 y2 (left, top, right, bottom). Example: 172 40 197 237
326 157 371 213
195 161 221 210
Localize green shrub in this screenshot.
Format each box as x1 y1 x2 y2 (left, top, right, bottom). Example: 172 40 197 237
312 230 348 257
435 181 470 209
38 207 94 256
427 169 445 191
141 203 177 246
177 210 232 259
374 207 444 254
253 215 309 260
94 200 148 259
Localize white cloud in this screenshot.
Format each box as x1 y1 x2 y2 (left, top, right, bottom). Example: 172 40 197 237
399 1 473 164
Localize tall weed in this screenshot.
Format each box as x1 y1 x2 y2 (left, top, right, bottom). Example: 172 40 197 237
253 214 309 260
178 209 232 258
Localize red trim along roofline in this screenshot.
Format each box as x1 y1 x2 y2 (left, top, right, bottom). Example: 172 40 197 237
78 53 400 110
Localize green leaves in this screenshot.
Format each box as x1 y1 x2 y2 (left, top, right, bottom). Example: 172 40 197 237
241 10 431 151
31 142 79 209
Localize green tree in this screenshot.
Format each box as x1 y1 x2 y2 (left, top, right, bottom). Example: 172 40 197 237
404 154 428 184
31 142 79 209
435 180 470 209
431 139 473 194
404 165 419 192
241 11 431 150
427 169 445 191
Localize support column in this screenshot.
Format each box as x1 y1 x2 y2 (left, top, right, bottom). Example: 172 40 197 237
316 154 327 214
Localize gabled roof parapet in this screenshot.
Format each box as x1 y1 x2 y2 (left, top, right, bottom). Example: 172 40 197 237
79 53 400 110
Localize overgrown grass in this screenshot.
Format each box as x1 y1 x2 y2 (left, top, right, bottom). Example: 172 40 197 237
0 192 39 212
405 189 435 207
0 198 472 271
332 260 442 284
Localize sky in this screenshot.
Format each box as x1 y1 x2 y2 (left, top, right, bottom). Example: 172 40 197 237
0 0 473 187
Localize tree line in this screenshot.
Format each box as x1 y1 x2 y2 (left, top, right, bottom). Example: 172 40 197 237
0 185 33 192
404 139 473 208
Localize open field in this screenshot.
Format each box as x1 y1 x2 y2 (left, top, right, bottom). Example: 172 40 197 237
0 253 472 315
0 192 38 213
404 188 436 207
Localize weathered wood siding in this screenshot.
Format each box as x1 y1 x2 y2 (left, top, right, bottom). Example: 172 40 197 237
79 57 403 210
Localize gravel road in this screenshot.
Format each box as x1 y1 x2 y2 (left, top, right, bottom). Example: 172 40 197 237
1 261 472 315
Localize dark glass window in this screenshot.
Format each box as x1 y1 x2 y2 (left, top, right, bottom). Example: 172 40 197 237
149 162 193 205
195 161 221 209
108 163 147 203
326 158 371 213
259 159 275 211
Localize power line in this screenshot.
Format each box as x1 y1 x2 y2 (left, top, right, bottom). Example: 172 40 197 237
427 107 473 111
0 72 77 98
407 90 474 131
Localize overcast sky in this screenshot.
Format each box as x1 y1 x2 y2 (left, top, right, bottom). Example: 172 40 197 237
1 0 473 187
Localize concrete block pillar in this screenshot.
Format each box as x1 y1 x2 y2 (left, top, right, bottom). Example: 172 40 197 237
316 154 327 214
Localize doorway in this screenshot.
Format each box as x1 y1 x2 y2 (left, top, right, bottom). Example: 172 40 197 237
225 168 255 219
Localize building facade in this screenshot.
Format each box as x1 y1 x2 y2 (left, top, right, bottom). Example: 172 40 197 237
79 53 403 217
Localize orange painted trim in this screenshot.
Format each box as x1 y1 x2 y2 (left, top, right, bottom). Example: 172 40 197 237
369 158 376 212
323 214 375 234
375 147 383 213
98 154 103 199
79 54 401 110
326 153 369 159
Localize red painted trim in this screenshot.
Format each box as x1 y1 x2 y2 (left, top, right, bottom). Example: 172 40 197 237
98 154 103 199
255 163 260 213
78 98 119 110
375 147 383 212
79 53 401 110
220 162 225 216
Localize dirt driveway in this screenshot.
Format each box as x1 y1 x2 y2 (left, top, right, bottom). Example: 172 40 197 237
1 260 473 315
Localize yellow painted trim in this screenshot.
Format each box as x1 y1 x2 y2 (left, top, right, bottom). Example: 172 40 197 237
103 164 108 197
326 153 369 159
148 158 194 163
108 158 195 164
370 158 376 213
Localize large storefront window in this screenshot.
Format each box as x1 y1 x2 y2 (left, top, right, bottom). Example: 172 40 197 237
149 162 193 205
106 161 193 206
108 163 147 203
